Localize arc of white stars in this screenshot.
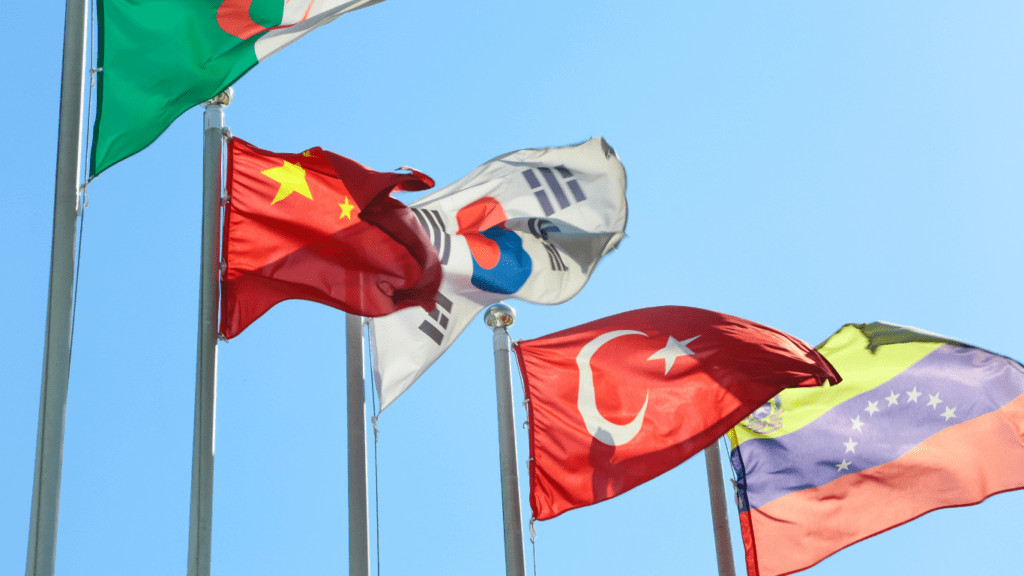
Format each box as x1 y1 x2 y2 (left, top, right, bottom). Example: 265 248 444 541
843 438 858 453
864 400 880 416
885 391 900 406
927 392 944 409
906 387 922 403
941 406 957 421
850 415 864 432
836 460 851 471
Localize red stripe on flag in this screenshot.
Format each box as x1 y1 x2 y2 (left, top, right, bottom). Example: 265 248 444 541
745 392 1024 576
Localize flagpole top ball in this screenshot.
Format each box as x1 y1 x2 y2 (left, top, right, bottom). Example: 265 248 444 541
202 88 233 108
484 304 516 329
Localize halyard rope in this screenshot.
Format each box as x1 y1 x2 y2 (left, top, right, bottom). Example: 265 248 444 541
367 319 383 575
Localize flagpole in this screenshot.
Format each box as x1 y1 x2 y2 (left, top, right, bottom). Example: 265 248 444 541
187 89 230 576
26 1 89 574
346 313 370 576
704 442 737 576
484 304 527 576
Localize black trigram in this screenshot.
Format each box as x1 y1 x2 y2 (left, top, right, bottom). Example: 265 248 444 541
526 218 568 272
521 165 586 217
411 208 451 265
418 292 454 345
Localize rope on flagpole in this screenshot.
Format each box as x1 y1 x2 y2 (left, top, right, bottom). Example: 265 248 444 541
721 436 740 508
367 320 383 576
70 0 101 369
529 517 538 576
67 187 86 366
513 341 530 431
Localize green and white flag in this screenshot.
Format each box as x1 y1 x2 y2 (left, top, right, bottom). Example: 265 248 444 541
90 0 384 176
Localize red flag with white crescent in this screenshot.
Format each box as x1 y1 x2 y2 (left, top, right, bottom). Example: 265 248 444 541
513 306 840 521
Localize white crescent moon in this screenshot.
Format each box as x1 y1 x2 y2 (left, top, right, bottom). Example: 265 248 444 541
577 330 650 446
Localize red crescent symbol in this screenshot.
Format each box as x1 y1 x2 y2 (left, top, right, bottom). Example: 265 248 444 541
217 0 316 40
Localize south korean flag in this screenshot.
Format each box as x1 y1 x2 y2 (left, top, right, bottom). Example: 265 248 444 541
369 137 628 410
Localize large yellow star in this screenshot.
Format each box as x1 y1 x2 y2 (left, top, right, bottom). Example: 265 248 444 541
262 161 313 205
338 196 356 220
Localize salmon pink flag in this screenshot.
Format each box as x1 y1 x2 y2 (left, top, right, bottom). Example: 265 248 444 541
513 306 840 521
219 137 441 339
728 322 1024 576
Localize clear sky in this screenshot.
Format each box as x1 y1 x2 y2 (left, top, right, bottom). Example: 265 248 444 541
3 1 1022 575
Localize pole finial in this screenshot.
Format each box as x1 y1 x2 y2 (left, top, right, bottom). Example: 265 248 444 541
484 303 516 329
202 87 233 108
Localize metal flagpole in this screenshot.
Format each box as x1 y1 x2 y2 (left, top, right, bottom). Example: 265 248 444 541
187 89 231 576
26 1 89 574
704 442 737 576
346 313 371 576
484 304 527 576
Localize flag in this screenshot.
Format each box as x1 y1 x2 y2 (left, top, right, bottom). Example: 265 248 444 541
219 137 440 339
514 306 840 521
368 137 627 410
90 0 385 176
728 322 1024 576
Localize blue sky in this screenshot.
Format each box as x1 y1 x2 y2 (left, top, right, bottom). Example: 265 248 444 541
3 1 1022 575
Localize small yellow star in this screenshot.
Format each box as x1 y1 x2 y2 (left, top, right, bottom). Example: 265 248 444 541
338 196 356 220
262 161 313 205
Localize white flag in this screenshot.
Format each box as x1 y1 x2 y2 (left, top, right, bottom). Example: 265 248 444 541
369 137 628 410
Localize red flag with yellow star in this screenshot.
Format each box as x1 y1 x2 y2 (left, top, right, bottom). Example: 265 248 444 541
220 137 442 339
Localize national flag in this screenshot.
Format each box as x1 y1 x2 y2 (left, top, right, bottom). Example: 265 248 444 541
219 137 440 339
514 306 840 521
368 137 627 410
90 0 385 176
728 322 1024 576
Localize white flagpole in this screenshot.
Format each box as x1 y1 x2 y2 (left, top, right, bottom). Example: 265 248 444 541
186 89 230 576
704 442 737 576
484 304 527 576
26 0 89 573
346 313 371 576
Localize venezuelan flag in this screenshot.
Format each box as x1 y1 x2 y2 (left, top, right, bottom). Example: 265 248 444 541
728 322 1024 576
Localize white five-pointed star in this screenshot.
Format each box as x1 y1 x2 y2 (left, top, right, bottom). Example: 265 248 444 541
836 460 851 471
865 400 880 416
885 391 900 406
941 406 957 421
850 415 865 432
927 393 944 409
843 438 858 453
648 335 699 375
906 387 922 403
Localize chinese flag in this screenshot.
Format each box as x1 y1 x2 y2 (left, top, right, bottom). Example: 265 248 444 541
220 138 442 339
513 306 840 521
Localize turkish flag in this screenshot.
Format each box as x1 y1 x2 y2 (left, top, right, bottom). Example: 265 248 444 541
220 138 442 339
514 306 840 521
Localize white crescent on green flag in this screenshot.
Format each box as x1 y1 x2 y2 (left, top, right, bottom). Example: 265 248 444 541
369 137 628 410
90 0 385 176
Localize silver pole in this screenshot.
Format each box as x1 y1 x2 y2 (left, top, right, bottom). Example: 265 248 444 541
704 442 737 576
484 304 526 576
26 1 89 574
186 89 230 576
346 314 370 576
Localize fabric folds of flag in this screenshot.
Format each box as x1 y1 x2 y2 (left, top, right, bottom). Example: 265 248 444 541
514 306 839 521
728 322 1024 576
219 137 440 339
90 0 385 176
369 137 627 410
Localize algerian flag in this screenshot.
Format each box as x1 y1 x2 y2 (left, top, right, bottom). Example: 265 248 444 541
90 0 384 176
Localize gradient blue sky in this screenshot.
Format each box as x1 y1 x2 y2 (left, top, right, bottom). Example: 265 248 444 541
3 2 1022 575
